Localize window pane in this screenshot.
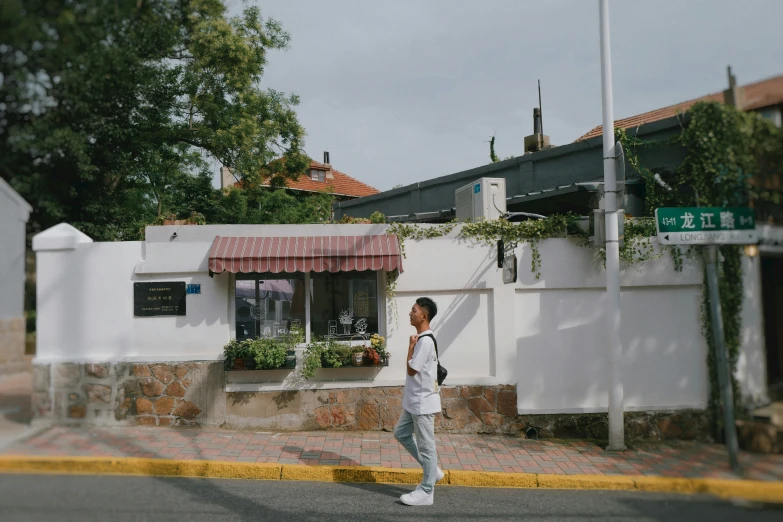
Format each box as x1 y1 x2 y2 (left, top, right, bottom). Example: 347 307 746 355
235 273 305 341
311 271 378 338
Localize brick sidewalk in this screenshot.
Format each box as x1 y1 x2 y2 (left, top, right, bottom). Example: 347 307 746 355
2 425 782 481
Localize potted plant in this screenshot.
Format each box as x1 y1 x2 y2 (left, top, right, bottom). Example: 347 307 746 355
280 325 303 369
223 338 256 370
368 333 389 366
252 338 286 370
329 342 352 368
302 339 325 378
351 345 365 366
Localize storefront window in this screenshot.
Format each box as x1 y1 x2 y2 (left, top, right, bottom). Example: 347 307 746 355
311 271 379 339
234 271 380 342
235 274 306 341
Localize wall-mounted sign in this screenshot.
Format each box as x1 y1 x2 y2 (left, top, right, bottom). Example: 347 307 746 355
134 282 186 317
502 254 517 284
187 284 201 295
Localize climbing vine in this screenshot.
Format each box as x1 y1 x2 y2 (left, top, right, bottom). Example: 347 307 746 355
618 101 783 437
370 101 781 439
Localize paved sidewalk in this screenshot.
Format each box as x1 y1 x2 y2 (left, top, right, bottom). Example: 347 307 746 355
2 425 782 482
0 372 42 450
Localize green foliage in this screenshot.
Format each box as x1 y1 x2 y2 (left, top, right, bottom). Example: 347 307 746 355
369 211 387 224
489 135 499 163
676 102 780 434
251 338 286 370
618 101 783 436
1 0 308 240
302 337 350 379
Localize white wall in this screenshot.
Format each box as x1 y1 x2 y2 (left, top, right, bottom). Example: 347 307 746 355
0 181 30 318
34 223 768 414
35 241 231 362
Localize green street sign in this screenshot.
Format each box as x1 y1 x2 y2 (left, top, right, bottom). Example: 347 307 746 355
655 207 757 245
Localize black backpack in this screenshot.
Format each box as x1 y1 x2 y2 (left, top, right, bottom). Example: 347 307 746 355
418 334 447 386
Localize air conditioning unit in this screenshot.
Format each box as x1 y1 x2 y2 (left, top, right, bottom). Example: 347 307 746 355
455 178 507 222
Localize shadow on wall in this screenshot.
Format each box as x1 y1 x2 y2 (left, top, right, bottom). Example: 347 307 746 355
428 245 496 357
516 289 605 414
516 286 706 416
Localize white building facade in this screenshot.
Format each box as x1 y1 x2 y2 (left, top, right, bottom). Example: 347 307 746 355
29 222 769 439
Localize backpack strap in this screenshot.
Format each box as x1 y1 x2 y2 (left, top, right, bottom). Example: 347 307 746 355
417 334 438 360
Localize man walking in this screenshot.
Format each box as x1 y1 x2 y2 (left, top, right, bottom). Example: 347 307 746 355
394 297 443 506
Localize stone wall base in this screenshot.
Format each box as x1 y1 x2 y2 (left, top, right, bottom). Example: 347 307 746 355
32 365 711 442
0 317 27 376
226 384 711 442
32 361 225 427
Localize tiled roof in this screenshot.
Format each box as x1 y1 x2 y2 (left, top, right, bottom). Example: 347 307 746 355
238 160 380 198
576 73 783 142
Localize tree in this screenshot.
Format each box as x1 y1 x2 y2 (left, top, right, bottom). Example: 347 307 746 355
1 0 308 240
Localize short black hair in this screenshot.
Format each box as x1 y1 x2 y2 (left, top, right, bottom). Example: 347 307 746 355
416 297 438 321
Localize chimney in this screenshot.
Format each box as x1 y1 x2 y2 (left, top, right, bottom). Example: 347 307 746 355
723 65 744 109
220 166 236 190
323 151 334 179
524 108 552 154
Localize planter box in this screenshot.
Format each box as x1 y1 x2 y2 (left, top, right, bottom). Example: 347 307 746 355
224 357 295 372
320 355 390 369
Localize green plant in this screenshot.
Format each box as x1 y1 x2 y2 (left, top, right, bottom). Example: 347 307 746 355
302 340 325 378
251 338 287 370
370 334 387 356
616 101 783 437
302 338 356 377
331 343 353 366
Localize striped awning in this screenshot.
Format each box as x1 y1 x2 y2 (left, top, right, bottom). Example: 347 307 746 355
208 235 403 274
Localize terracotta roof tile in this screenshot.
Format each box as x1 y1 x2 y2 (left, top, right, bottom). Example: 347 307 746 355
238 160 380 198
576 74 783 142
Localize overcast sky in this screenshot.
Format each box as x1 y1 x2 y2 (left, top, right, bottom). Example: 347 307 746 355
223 0 783 192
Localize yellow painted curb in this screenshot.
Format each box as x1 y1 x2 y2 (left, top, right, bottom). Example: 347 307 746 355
0 455 782 503
538 474 636 490
448 470 537 488
698 479 783 504
0 456 281 481
634 476 701 494
280 464 422 484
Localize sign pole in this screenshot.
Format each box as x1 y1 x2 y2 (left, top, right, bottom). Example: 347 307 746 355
599 0 625 451
703 245 741 474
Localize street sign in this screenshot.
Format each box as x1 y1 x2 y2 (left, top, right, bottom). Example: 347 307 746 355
655 207 757 245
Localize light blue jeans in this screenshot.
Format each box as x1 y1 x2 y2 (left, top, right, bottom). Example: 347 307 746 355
394 409 438 493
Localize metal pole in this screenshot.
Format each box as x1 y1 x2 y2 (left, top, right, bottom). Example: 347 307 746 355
599 0 625 451
703 245 741 473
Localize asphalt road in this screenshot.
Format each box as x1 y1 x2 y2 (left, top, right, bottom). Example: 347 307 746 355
0 473 780 522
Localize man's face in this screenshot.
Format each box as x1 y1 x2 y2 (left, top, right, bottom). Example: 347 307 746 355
409 303 427 327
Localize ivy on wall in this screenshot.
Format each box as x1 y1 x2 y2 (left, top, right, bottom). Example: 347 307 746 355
617 101 783 437
371 101 782 440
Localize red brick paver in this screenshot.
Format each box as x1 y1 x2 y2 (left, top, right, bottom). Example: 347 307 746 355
2 426 783 481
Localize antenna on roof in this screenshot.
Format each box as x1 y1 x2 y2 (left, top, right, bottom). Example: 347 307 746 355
538 79 543 136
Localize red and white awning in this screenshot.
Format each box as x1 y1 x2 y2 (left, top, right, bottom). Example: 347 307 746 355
208 235 403 274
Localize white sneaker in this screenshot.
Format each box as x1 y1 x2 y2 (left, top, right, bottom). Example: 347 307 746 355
400 486 434 506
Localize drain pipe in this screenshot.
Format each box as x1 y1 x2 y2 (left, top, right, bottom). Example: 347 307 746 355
599 0 625 451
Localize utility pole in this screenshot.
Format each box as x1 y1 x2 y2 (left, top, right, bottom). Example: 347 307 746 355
599 0 625 451
703 246 741 473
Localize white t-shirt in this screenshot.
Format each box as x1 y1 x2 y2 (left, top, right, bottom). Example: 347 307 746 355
403 330 441 415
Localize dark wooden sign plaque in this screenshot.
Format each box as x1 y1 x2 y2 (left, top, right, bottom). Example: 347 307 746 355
134 282 187 317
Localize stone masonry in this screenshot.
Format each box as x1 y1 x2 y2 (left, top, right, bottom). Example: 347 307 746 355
32 361 225 427
32 364 710 441
225 384 711 442
0 317 27 377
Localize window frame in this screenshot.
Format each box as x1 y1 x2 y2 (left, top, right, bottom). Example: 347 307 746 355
230 270 384 347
